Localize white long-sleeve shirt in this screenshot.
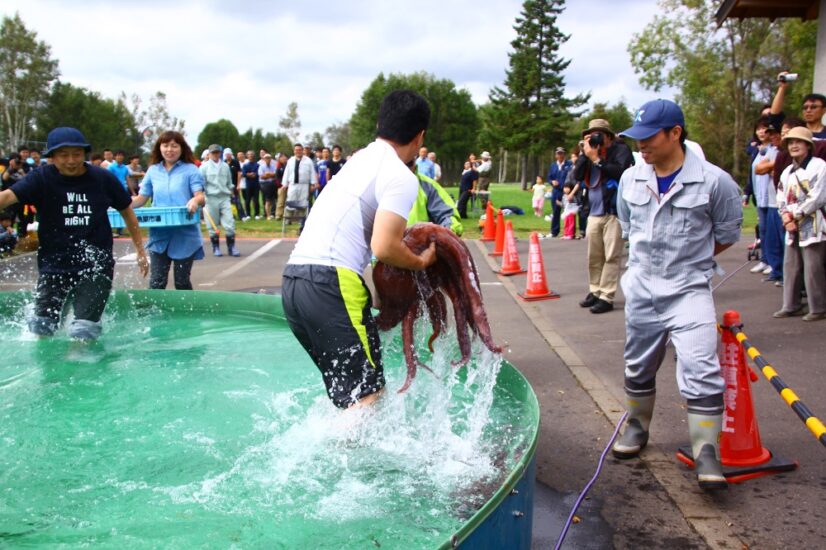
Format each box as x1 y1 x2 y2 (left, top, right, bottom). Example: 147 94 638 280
283 155 318 205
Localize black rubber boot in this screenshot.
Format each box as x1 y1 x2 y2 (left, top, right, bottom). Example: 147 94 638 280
211 235 223 257
612 393 655 459
227 236 240 257
687 412 728 491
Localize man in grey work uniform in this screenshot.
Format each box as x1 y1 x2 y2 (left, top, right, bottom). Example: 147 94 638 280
612 99 742 491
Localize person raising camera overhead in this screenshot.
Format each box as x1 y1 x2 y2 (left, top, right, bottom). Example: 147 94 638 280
571 118 634 314
770 71 826 141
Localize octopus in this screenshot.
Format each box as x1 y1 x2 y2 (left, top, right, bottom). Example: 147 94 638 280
372 223 501 393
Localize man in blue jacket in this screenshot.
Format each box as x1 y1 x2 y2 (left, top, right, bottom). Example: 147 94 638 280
547 147 572 237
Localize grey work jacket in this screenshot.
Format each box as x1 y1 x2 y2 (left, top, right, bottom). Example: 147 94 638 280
617 149 742 283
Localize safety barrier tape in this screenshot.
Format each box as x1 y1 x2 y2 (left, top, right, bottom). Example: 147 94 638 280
726 325 826 448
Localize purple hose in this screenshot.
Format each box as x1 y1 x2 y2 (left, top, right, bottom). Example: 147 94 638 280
554 412 628 550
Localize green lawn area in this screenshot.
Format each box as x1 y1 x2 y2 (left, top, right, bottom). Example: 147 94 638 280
197 182 758 239
437 183 757 240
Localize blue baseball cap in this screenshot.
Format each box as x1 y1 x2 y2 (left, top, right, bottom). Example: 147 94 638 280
620 99 685 140
44 127 91 157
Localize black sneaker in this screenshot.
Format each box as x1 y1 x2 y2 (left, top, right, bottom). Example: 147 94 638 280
579 293 598 308
590 299 614 314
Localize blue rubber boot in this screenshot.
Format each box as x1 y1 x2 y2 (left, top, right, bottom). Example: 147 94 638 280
227 236 241 257
68 319 102 341
28 315 58 337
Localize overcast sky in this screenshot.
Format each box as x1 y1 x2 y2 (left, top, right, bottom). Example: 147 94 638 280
4 0 673 143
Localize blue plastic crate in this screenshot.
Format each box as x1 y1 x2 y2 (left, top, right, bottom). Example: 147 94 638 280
108 207 201 229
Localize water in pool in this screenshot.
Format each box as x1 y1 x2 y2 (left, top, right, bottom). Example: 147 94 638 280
0 293 534 548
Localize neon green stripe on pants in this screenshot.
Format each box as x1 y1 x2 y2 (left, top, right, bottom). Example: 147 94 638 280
335 267 376 368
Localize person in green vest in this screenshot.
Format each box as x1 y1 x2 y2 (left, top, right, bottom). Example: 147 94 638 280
407 172 464 236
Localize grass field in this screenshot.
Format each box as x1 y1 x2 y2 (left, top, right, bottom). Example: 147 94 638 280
224 182 757 239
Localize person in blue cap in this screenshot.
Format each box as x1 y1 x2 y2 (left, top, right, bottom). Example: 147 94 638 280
611 100 742 491
0 127 148 340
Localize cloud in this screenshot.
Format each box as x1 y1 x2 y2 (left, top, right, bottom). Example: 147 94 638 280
2 0 670 142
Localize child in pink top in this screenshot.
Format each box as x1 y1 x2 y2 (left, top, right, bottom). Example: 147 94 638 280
559 183 579 239
531 176 546 217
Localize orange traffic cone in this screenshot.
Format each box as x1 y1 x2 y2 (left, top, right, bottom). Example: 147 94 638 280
489 209 506 257
495 221 526 276
480 202 496 242
676 310 797 483
518 232 559 301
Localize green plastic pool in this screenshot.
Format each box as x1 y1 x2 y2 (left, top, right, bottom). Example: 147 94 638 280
0 291 538 548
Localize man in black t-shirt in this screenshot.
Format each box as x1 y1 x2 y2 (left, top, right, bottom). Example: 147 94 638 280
0 127 148 340
328 145 346 180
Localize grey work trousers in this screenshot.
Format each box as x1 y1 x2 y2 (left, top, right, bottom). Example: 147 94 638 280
783 240 826 314
621 268 725 401
205 196 235 238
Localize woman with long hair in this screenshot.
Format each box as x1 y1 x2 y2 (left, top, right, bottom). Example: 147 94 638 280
131 131 205 290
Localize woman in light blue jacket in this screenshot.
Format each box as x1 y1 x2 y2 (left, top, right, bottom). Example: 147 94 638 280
131 131 205 290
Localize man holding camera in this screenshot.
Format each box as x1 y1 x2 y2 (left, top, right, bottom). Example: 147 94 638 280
574 119 634 314
770 71 826 140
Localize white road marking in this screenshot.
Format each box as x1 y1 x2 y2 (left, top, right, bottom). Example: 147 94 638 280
0 251 36 263
213 239 281 282
480 281 503 286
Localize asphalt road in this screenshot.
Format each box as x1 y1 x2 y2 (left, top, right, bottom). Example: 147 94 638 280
2 233 824 549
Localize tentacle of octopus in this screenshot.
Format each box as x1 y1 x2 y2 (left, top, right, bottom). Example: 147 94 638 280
440 237 502 353
425 290 447 353
434 231 501 354
459 265 501 352
397 303 420 393
440 277 472 367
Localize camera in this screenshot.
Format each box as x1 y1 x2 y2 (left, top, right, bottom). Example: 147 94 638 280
778 73 798 83
588 132 605 148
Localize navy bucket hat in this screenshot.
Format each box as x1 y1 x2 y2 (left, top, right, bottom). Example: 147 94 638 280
620 99 685 141
45 127 92 157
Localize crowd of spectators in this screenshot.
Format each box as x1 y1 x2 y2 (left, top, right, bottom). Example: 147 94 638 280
754 73 826 322
209 143 348 225
0 146 47 243
0 142 354 255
